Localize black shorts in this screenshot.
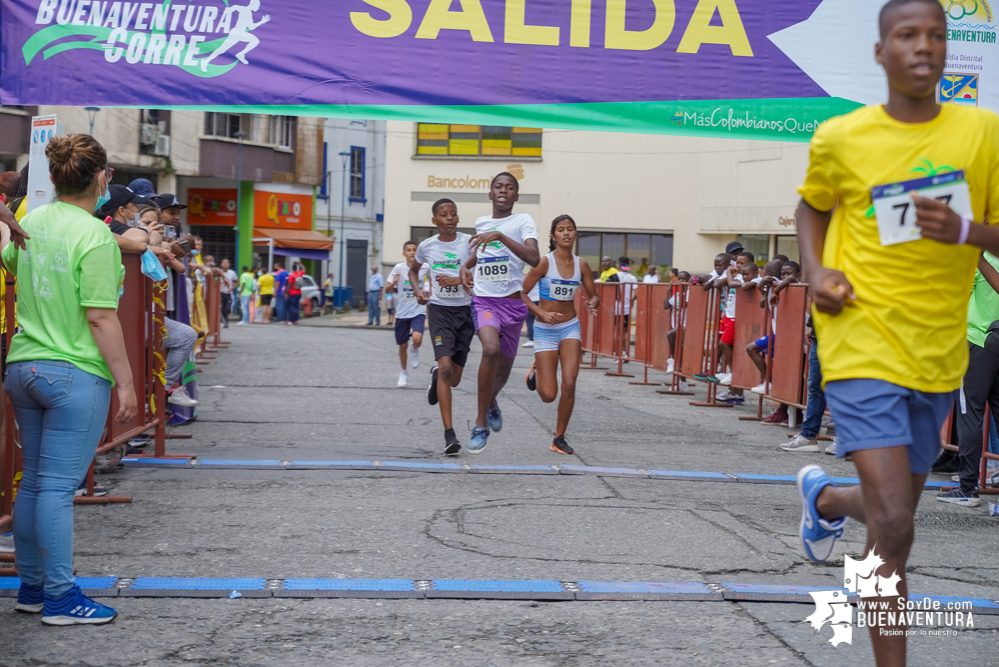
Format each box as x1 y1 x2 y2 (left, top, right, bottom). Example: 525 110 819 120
427 303 475 367
260 295 273 306
394 314 426 346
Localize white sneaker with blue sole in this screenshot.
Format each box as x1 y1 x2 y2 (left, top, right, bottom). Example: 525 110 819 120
467 427 489 454
42 585 118 625
487 405 503 432
797 465 847 563
15 583 43 613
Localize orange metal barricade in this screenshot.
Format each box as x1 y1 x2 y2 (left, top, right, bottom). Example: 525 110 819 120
942 403 999 496
629 283 664 386
676 286 729 407
654 283 696 395
595 283 635 378
766 284 809 412
729 287 768 392
577 287 608 371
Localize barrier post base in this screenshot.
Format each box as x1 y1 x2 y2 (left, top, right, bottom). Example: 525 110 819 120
74 496 133 505
166 433 193 439
739 416 765 422
630 381 660 386
606 371 635 378
657 389 695 396
690 402 734 408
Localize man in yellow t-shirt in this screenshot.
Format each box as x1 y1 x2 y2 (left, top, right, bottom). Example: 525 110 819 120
794 1 999 664
257 268 275 324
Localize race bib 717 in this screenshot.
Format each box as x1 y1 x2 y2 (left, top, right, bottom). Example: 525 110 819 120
871 171 973 247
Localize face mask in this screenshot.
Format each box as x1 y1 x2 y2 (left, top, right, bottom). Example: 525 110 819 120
140 249 168 282
192 249 200 255
125 209 141 228
94 172 110 213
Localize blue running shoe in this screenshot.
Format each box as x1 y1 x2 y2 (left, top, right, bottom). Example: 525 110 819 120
467 427 490 454
42 585 118 626
487 405 503 432
797 465 847 563
15 583 43 614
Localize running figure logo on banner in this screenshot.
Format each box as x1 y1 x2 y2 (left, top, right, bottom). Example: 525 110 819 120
26 0 270 77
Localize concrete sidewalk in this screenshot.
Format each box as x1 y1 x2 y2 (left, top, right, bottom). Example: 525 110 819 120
1 324 996 666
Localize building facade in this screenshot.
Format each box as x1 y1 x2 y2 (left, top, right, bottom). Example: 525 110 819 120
383 122 808 278
316 119 386 308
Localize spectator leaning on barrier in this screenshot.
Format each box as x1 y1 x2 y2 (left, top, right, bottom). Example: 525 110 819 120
606 256 637 358
151 193 186 239
1 133 135 625
643 266 660 284
745 259 788 393
937 251 999 507
597 255 618 282
665 271 691 390
97 184 164 254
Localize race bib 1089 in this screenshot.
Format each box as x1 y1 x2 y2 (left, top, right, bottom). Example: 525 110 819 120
477 256 510 282
871 171 973 247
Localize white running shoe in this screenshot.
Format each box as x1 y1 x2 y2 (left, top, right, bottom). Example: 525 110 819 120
750 383 767 395
397 371 409 387
716 390 731 402
678 379 690 392
522 340 535 348
824 439 838 456
666 358 675 374
410 344 420 369
167 386 199 407
781 435 820 453
718 373 732 386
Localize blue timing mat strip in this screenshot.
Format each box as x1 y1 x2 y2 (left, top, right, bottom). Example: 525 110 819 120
118 459 957 489
1 577 995 609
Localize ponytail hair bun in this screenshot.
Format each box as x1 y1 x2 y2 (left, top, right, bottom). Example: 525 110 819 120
45 134 107 198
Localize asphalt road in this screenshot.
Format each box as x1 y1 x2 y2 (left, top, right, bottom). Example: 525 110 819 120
1 322 996 666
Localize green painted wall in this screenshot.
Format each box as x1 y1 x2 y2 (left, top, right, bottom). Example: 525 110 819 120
236 181 254 271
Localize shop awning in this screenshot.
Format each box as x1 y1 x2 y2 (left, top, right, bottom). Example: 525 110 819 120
252 228 333 261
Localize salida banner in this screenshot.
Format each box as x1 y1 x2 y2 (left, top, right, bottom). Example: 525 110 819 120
0 0 995 141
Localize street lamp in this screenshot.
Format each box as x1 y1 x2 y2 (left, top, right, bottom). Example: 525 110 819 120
338 150 350 292
85 107 100 136
234 130 247 269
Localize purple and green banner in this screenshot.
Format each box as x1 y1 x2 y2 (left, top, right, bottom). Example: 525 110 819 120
1 1 994 140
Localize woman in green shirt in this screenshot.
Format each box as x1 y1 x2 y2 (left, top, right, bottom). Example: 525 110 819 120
0 134 136 626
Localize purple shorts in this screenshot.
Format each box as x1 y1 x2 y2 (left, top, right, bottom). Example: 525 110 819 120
472 296 528 359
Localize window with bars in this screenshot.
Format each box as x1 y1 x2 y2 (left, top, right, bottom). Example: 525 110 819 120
204 112 246 139
269 115 294 149
349 146 365 201
416 124 542 157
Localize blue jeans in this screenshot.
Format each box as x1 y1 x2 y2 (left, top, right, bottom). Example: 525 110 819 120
367 291 381 325
800 342 825 440
7 361 111 597
287 294 301 323
240 294 251 323
275 293 286 321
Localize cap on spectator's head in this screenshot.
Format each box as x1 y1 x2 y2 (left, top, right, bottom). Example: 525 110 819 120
98 185 153 218
152 193 186 210
618 256 631 270
725 241 744 255
128 178 157 199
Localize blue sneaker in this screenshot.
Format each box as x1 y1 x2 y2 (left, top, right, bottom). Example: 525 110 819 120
42 585 118 626
487 405 503 432
467 427 489 454
797 465 847 563
15 583 43 614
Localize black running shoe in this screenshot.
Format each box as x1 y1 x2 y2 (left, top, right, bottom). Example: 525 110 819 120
526 365 537 392
444 429 461 456
550 435 574 455
931 451 959 474
428 366 439 406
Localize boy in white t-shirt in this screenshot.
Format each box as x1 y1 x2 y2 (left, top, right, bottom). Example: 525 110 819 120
459 173 541 454
386 241 430 387
411 199 474 455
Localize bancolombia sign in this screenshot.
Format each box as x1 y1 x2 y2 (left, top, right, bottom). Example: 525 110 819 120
0 1 994 141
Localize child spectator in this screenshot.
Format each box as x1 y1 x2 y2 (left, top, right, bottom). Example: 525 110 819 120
746 260 790 393
712 251 755 402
